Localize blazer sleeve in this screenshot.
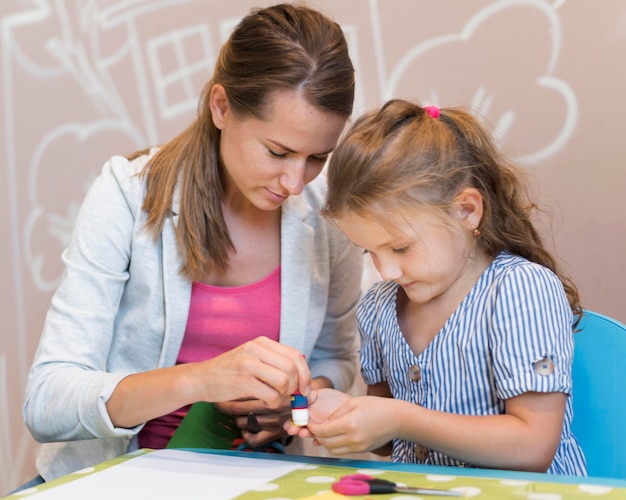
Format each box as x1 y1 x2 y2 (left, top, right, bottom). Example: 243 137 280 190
23 156 147 442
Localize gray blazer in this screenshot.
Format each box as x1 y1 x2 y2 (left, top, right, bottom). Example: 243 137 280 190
23 152 362 480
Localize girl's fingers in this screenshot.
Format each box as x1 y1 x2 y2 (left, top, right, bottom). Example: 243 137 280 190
306 420 341 439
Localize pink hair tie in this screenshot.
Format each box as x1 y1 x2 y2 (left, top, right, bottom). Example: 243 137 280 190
424 105 440 119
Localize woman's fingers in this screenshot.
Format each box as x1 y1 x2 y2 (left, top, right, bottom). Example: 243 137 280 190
199 337 311 403
247 337 311 395
217 399 291 428
241 425 287 447
216 398 288 418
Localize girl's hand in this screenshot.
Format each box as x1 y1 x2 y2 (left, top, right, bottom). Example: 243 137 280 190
284 388 351 439
305 395 399 455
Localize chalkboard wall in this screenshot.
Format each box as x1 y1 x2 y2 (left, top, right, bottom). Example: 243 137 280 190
1 0 624 492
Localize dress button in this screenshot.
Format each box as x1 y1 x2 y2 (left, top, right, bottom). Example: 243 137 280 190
409 364 421 382
534 357 554 376
414 444 429 461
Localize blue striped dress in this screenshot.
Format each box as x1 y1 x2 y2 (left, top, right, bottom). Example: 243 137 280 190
358 252 587 475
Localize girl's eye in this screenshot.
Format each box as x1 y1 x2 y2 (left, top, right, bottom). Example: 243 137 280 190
393 246 410 254
309 156 328 164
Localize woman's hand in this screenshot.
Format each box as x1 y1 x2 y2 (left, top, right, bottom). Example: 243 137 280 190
195 336 311 405
219 376 335 447
205 336 311 446
107 336 309 430
216 398 291 447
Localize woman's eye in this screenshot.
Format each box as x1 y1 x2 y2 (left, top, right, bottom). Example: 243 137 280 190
268 149 287 158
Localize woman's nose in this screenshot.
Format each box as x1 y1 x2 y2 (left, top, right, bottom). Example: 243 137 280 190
280 161 305 195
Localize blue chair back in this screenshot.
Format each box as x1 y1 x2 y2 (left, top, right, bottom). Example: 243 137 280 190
571 310 626 478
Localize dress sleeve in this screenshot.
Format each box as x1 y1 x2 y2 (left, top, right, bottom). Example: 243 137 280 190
358 282 391 386
490 263 574 400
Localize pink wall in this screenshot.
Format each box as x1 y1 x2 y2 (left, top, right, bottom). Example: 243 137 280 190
1 0 625 493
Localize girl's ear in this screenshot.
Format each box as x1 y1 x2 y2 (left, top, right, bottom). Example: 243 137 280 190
454 187 484 230
209 84 229 130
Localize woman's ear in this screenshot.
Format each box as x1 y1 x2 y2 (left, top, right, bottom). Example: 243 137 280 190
209 84 229 130
454 187 484 230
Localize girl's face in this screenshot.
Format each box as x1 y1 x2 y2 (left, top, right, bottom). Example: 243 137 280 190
212 86 347 211
337 210 485 307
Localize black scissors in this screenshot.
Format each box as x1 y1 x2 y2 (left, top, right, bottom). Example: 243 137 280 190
332 473 462 497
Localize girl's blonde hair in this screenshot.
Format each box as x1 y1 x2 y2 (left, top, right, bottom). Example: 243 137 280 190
323 99 581 325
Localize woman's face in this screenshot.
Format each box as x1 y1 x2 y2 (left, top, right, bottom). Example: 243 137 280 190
212 86 347 211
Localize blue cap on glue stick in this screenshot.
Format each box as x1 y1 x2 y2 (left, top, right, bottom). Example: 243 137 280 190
291 390 309 426
291 353 308 426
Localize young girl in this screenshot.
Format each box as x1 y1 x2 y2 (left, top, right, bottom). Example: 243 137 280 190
288 100 587 475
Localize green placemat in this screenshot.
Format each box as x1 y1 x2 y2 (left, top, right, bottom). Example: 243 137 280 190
233 463 626 499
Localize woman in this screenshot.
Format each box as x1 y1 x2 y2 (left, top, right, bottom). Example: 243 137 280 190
23 2 362 482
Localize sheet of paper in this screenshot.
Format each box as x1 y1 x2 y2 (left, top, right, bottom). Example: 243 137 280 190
27 449 306 499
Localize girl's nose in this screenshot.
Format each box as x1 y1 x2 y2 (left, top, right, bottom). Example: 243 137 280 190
374 256 403 282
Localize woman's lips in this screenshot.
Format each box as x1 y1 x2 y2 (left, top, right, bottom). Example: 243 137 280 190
266 188 288 203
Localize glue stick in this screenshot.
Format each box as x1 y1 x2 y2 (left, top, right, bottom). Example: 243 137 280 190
290 390 309 426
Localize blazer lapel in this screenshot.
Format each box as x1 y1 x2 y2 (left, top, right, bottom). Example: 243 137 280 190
159 192 191 366
279 197 314 353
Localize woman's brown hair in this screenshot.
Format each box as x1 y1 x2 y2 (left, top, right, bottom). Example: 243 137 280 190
134 3 355 280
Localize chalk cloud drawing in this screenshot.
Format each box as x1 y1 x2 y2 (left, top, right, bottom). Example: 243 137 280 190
378 0 577 164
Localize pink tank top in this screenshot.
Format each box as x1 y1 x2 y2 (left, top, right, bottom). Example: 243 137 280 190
137 266 281 449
